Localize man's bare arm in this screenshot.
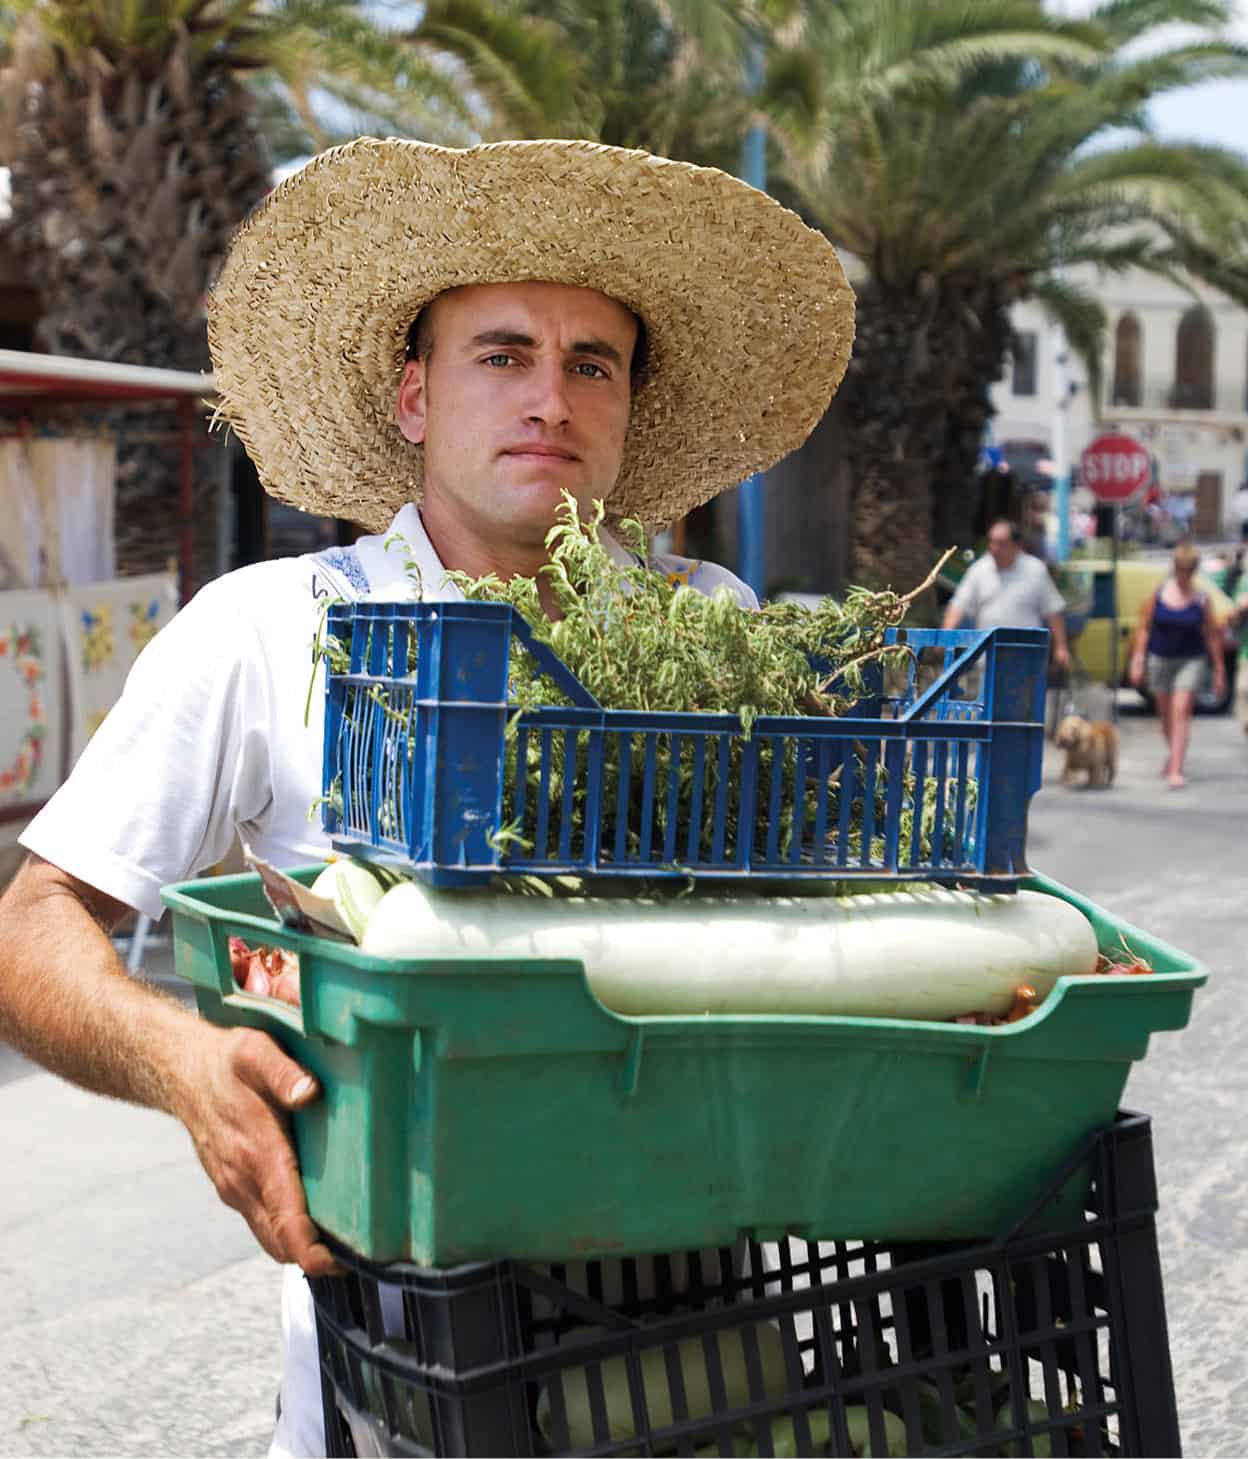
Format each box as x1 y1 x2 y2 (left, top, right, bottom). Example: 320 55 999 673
0 855 340 1276
1045 610 1070 667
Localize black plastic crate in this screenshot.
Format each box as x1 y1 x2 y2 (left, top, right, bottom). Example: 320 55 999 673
311 1113 1179 1458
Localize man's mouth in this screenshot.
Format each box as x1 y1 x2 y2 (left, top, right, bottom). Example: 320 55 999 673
500 445 580 462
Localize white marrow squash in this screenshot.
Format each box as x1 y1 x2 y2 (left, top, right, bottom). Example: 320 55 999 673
359 880 1098 1022
536 1324 791 1449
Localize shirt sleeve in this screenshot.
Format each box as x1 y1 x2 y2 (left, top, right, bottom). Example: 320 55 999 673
20 575 275 920
949 560 983 619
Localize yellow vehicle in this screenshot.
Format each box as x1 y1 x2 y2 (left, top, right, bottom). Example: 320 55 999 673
1060 557 1238 713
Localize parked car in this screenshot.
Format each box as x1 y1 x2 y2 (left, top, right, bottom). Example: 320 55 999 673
1062 557 1237 714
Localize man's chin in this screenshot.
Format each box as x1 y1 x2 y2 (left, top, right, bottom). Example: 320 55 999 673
504 479 593 528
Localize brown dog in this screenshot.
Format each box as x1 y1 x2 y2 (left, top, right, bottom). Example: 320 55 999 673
1054 714 1118 788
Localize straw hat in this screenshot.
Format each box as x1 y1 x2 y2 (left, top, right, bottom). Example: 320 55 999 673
208 137 855 530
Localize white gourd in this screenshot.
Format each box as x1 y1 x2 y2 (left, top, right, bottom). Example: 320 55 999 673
359 879 1098 1022
309 860 390 943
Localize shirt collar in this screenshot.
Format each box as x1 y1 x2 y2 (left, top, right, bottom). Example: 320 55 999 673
354 504 463 601
355 504 639 598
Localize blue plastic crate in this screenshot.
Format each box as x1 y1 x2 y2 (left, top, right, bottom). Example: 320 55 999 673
321 600 1048 889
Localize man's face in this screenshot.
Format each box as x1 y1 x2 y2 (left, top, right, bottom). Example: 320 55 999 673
987 526 1018 568
396 281 637 551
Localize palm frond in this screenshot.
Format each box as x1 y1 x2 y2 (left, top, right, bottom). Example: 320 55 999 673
1021 274 1109 425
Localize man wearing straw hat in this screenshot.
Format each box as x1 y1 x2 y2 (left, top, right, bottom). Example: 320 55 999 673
0 139 854 1454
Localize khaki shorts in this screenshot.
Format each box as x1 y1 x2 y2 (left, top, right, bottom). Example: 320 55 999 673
1146 653 1205 696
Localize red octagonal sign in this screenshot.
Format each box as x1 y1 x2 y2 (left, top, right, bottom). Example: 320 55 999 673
1079 433 1152 503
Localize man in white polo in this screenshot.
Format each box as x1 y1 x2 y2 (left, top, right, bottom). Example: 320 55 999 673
942 518 1070 670
0 138 855 1455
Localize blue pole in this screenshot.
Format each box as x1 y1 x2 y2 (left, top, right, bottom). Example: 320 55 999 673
1055 471 1071 561
736 45 766 600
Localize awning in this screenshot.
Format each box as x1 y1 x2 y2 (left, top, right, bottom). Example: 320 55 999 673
0 348 214 404
0 349 220 602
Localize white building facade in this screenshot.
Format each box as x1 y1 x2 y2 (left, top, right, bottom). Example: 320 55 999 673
990 264 1248 540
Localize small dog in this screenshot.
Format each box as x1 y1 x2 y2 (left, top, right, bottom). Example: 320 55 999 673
1054 714 1118 788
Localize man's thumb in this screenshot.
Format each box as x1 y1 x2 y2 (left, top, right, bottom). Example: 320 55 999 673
262 1051 319 1108
286 1071 319 1107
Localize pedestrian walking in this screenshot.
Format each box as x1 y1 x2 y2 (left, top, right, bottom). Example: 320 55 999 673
1128 542 1227 787
0 139 855 1457
941 520 1071 663
941 519 1071 730
1228 580 1248 737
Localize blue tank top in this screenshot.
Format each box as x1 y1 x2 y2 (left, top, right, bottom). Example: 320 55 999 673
1147 589 1206 659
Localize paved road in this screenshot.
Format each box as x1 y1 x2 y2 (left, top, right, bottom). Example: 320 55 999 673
0 704 1244 1456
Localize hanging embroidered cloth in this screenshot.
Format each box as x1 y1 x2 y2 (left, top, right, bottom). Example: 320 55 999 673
0 587 63 814
59 573 178 768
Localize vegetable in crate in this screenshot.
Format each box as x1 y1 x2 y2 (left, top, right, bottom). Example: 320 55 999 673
346 493 965 867
536 1325 791 1450
360 873 1099 1021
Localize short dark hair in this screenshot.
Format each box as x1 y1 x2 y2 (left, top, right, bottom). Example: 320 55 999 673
987 518 1021 544
405 303 650 385
406 310 435 363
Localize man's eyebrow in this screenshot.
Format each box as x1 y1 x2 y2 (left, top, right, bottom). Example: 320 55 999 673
571 337 626 368
467 329 625 368
468 330 536 350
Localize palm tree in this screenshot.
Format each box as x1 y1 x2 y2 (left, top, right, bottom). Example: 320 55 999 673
774 0 1248 590
0 0 583 369
425 0 757 171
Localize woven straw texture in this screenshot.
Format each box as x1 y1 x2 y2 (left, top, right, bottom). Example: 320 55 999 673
207 138 855 529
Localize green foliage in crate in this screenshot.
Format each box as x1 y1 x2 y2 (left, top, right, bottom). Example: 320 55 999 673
315 495 973 867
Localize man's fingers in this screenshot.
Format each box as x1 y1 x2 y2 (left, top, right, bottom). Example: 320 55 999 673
186 1027 333 1270
231 1028 321 1109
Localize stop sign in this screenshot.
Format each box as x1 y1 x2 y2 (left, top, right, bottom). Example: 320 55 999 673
1079 433 1152 503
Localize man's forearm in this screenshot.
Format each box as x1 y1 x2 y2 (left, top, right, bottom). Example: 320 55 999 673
0 856 198 1116
1046 612 1069 655
1 855 341 1275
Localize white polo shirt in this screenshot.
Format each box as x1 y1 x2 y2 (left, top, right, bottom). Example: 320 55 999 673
949 550 1064 632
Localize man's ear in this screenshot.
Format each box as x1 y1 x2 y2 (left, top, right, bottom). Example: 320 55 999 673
396 359 428 445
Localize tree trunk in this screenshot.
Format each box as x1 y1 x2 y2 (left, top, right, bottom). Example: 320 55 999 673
0 27 271 588
929 284 1016 556
839 282 948 592
850 458 935 600
841 275 1017 592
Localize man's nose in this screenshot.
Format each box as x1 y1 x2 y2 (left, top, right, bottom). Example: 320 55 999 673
523 361 572 426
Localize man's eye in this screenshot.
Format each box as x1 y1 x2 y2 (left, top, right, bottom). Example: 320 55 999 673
483 354 515 367
574 362 609 379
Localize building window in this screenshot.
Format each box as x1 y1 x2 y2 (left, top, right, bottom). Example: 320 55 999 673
1011 331 1037 396
1171 305 1215 410
1111 313 1142 407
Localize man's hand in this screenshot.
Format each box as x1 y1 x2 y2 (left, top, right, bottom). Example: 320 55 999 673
1051 641 1071 672
174 1024 343 1277
0 857 344 1279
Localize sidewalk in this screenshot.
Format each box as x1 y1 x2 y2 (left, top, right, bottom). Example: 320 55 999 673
0 978 285 1457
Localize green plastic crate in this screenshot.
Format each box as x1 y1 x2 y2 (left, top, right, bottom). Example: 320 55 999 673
162 870 1205 1265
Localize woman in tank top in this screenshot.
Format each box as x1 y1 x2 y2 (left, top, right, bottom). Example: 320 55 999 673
1129 542 1226 788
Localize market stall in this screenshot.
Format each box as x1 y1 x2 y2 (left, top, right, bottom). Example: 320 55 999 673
0 349 215 868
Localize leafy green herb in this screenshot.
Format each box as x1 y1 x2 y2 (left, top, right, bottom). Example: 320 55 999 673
439 494 960 870
313 493 967 874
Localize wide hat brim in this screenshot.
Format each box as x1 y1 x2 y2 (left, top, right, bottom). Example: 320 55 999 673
207 137 855 531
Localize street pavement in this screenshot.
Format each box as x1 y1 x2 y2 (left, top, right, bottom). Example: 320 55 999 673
0 701 1245 1457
